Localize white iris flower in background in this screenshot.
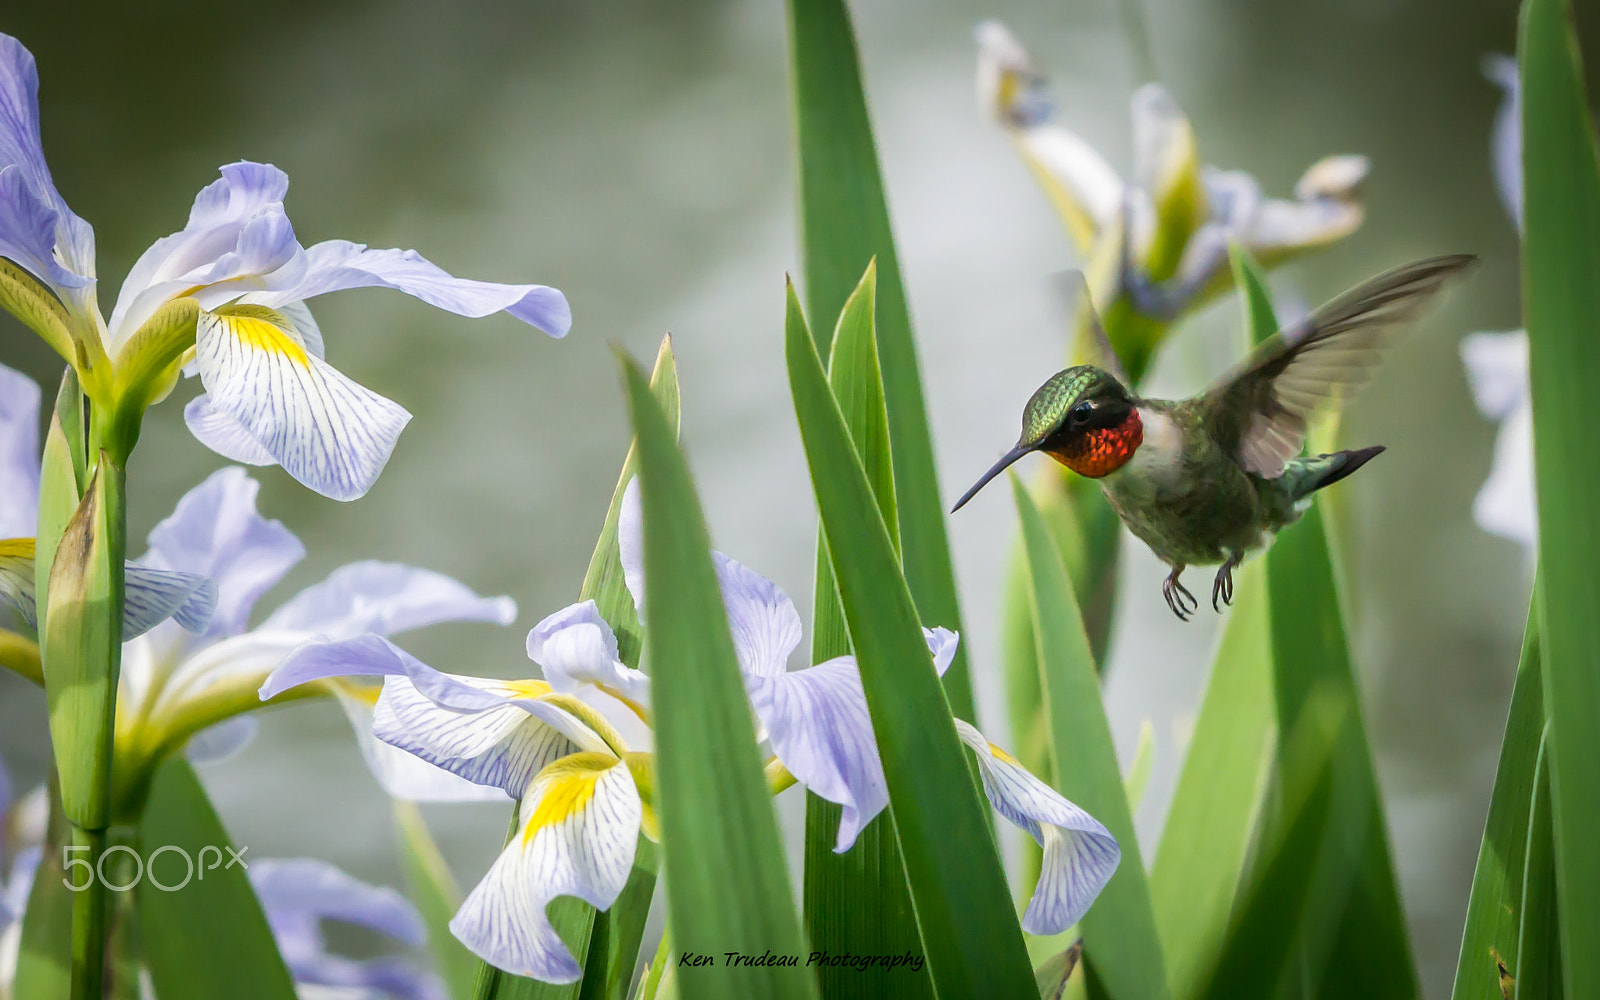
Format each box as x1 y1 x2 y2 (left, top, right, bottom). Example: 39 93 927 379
1460 54 1536 557
252 857 449 1000
0 33 569 501
975 19 1367 318
261 480 1122 983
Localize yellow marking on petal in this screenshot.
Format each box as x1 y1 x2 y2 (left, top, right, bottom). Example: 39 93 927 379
496 678 555 699
523 752 617 845
332 678 382 707
989 743 1021 767
0 538 36 560
224 314 310 366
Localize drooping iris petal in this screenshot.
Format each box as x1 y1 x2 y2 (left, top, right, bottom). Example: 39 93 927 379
0 362 39 541
122 564 218 638
953 720 1120 933
252 239 572 339
252 857 448 1000
715 552 804 680
1 846 40 930
450 753 641 983
750 627 962 853
0 537 215 640
337 684 509 803
260 634 614 758
373 676 583 798
261 561 516 640
182 395 280 467
748 657 884 851
0 35 95 297
139 466 305 639
106 161 300 347
525 600 649 703
193 308 413 502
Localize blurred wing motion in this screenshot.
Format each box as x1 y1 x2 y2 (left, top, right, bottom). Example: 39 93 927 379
1202 254 1477 477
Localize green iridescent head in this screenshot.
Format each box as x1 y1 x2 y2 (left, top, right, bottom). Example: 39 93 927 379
951 365 1133 512
1019 366 1130 447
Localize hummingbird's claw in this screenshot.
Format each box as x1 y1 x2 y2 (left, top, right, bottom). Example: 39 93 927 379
1211 553 1243 613
1163 565 1196 621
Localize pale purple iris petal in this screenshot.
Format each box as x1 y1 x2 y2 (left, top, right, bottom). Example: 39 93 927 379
713 551 802 680
617 479 645 617
1463 331 1536 552
252 857 447 1000
1 846 40 929
752 629 962 852
139 467 305 639
749 657 885 852
260 562 516 640
107 161 300 344
262 635 613 758
526 600 649 703
0 361 40 539
254 239 572 339
182 395 280 467
344 685 512 803
953 720 1121 934
0 35 94 294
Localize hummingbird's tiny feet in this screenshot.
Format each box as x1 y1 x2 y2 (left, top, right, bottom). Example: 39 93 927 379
1163 565 1196 621
1211 553 1243 612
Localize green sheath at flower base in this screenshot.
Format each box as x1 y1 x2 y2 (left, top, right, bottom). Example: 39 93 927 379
34 371 86 633
41 457 125 831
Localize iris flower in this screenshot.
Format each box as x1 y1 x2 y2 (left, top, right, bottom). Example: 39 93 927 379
252 857 449 1000
1460 55 1535 557
262 481 1120 983
974 20 1367 318
0 33 569 500
0 367 515 815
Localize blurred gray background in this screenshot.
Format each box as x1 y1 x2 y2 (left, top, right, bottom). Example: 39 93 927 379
2 1 1593 995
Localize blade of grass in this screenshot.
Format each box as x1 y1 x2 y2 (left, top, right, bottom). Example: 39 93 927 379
1514 732 1563 1000
1234 250 1417 998
1149 565 1274 999
623 352 817 1000
1191 684 1358 1000
786 280 1035 997
801 265 930 998
1011 474 1168 1000
1450 589 1543 999
137 759 298 1000
787 0 975 722
1520 0 1600 991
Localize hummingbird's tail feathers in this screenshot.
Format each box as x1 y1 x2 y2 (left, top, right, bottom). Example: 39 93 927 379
1282 445 1386 505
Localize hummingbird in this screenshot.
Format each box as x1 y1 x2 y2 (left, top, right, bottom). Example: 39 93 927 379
951 254 1476 620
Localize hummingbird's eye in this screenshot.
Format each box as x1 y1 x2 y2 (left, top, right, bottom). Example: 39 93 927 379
1069 401 1094 427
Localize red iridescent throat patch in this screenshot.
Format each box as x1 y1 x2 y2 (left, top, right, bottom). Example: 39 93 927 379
1046 408 1143 478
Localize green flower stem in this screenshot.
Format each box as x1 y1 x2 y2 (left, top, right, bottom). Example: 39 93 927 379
68 824 108 1000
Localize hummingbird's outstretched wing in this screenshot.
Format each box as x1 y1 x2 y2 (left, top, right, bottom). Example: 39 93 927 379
1201 254 1477 478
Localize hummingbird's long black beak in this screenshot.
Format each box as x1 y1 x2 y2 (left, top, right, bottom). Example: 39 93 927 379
951 445 1033 513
